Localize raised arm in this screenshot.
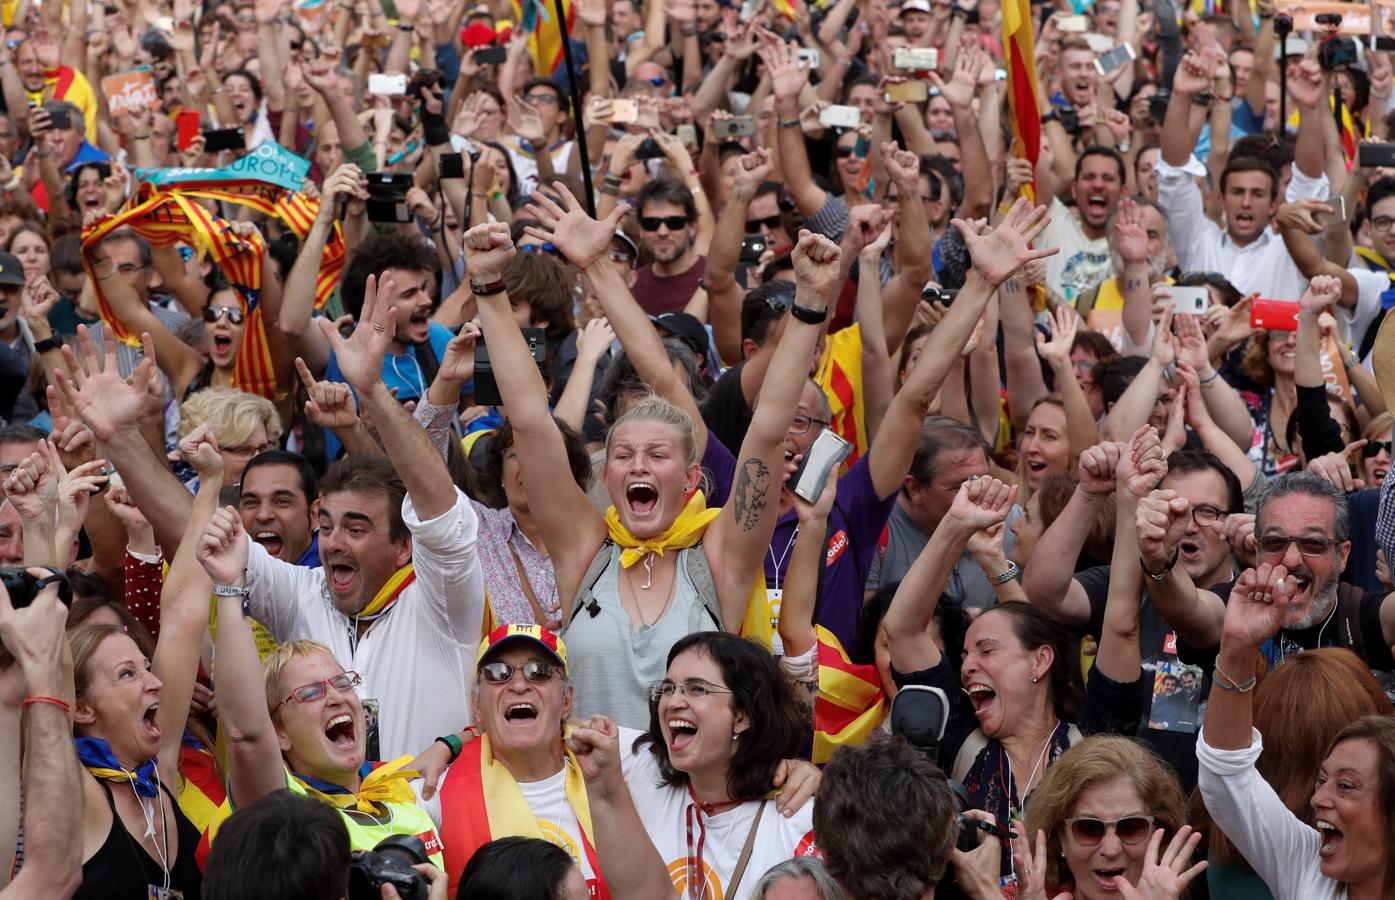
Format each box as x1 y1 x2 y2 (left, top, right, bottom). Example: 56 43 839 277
1103 307 1173 442
196 506 289 805
1160 46 1216 168
766 40 827 218
1035 306 1100 455
885 476 1017 673
931 40 994 220
1201 563 1291 750
704 147 770 365
280 166 363 375
1135 488 1227 648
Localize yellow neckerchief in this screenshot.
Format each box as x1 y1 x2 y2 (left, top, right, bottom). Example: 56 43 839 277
604 490 718 569
356 564 415 621
289 755 420 814
1355 246 1393 273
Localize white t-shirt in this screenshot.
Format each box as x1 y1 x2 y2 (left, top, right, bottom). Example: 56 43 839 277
518 768 599 885
502 137 576 198
617 727 819 899
1040 196 1112 303
1340 265 1391 364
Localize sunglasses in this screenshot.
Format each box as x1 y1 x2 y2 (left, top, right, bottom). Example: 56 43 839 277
1065 815 1154 846
644 76 668 87
1257 534 1341 557
202 305 246 325
479 660 561 684
1363 440 1392 458
521 242 557 253
835 146 859 159
278 671 361 708
745 214 782 232
640 215 691 231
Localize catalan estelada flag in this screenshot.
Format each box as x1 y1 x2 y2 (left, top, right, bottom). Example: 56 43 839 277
815 324 869 465
1287 97 1367 168
1003 0 1042 201
812 625 887 763
514 0 574 77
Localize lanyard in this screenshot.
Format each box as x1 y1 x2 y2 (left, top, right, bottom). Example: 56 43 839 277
767 525 800 593
684 787 711 899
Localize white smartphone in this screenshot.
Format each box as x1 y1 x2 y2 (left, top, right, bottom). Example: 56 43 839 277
367 73 407 96
819 104 862 129
1083 32 1114 52
791 429 853 502
1093 42 1136 76
1318 195 1347 227
1169 286 1210 316
1057 14 1090 31
893 46 939 70
797 47 820 69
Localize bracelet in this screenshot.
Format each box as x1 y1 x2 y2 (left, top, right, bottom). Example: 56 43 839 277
212 86 225 95
777 117 801 129
132 133 151 140
471 277 507 295
688 184 703 194
1198 368 1220 385
1213 659 1257 693
397 21 414 29
23 696 70 716
1141 548 1178 581
790 302 828 324
603 172 624 185
989 560 1020 585
600 183 621 196
32 335 62 353
2 175 20 191
681 27 696 36
435 733 464 762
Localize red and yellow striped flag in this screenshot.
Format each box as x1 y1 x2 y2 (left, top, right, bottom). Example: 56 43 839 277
812 625 887 763
1004 0 1042 201
513 0 574 76
815 324 869 466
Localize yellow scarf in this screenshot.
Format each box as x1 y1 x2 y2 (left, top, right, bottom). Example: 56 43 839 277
605 490 719 569
357 564 415 621
290 755 420 814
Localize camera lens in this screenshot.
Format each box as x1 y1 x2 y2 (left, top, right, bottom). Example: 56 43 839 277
372 834 430 868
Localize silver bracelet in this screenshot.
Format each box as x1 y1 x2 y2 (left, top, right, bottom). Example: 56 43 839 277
989 560 1020 585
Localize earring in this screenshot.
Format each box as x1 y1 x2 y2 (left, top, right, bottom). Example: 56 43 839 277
1031 675 1039 684
732 732 739 741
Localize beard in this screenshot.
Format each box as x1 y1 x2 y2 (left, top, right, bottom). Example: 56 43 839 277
1286 567 1340 631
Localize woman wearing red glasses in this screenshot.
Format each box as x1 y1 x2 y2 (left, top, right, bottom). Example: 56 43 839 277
195 503 446 863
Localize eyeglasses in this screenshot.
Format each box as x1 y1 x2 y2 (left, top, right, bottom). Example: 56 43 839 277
1363 440 1392 458
202 305 246 325
745 214 782 232
1065 815 1155 846
117 262 149 275
1372 216 1395 233
1190 504 1227 527
224 440 274 457
479 660 562 684
523 92 559 106
710 32 727 42
640 215 691 231
1257 534 1342 557
649 679 735 702
608 250 635 266
278 671 361 708
834 146 858 159
788 414 830 434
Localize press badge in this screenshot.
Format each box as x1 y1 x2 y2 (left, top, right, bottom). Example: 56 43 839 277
148 887 184 899
767 588 784 657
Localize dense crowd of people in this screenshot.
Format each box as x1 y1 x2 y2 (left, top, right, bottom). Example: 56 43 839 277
2 0 1395 895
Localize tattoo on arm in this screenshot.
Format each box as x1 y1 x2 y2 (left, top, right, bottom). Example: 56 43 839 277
1004 279 1021 293
733 458 773 532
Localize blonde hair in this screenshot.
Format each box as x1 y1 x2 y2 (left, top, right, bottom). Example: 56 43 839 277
263 639 338 724
1014 394 1071 504
178 387 282 448
1363 412 1394 442
1023 736 1188 888
604 393 700 467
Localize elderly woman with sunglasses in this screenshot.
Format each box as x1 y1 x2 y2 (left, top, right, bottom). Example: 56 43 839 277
195 503 446 862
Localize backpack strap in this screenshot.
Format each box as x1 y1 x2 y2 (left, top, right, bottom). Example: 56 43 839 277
1332 582 1367 658
951 729 991 783
682 547 724 632
568 542 617 625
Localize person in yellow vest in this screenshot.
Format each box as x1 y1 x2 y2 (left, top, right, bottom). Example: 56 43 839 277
195 505 445 866
1072 195 1175 354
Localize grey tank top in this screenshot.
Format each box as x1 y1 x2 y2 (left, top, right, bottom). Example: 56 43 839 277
564 547 708 730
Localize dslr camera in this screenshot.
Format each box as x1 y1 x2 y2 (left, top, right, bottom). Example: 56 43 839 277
1315 14 1357 70
347 835 430 900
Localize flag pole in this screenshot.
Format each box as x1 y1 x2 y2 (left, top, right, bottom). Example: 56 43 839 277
551 0 596 215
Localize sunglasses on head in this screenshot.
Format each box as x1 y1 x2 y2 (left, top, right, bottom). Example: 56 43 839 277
1065 815 1154 846
640 215 691 231
478 660 561 684
1363 440 1392 458
202 305 246 325
745 214 781 232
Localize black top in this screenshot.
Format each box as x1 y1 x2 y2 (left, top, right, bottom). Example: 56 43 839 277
701 360 754 453
74 780 203 900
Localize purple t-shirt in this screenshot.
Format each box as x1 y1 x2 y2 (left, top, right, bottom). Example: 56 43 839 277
706 436 897 649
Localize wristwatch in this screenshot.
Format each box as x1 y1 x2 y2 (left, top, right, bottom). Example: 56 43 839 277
790 303 828 324
32 335 61 353
471 277 507 296
1142 549 1179 581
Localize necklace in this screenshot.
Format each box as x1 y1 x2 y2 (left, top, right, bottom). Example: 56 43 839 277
624 557 676 628
999 719 1061 820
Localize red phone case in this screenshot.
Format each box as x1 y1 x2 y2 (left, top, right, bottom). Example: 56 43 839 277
1250 298 1300 332
177 110 199 152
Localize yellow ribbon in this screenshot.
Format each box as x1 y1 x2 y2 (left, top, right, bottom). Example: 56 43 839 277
292 755 420 814
357 564 415 620
605 490 719 569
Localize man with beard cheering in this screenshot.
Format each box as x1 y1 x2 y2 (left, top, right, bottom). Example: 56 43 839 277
630 178 706 316
1137 470 1395 674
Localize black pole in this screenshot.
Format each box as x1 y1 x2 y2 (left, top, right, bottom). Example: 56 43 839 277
553 1 596 216
1279 58 1287 135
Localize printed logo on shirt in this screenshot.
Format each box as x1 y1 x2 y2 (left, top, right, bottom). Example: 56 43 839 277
826 530 849 567
666 858 723 899
416 830 443 857
538 819 583 865
794 830 821 858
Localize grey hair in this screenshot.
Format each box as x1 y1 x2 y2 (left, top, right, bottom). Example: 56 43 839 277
1255 470 1349 542
748 858 844 900
906 416 990 485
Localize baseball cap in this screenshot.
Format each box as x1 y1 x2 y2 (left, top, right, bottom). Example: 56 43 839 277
477 624 568 674
1276 36 1309 60
0 253 25 286
612 229 640 262
900 0 932 14
650 312 709 359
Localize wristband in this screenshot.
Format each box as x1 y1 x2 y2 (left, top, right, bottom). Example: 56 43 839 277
777 117 801 129
600 183 621 196
789 302 828 324
397 21 414 29
989 560 1020 585
1198 368 1220 385
435 733 464 762
1213 660 1257 693
603 172 624 185
471 277 507 296
32 335 62 353
23 696 71 716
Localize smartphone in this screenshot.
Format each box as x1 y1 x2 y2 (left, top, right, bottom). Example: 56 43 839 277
1371 34 1395 52
884 80 930 103
1359 143 1395 168
738 0 760 21
610 98 639 124
712 116 758 139
1057 14 1090 31
994 67 1008 80
1094 42 1136 75
48 107 72 130
1083 32 1114 52
796 47 820 68
176 109 200 152
676 123 697 146
635 137 666 159
1168 285 1210 315
202 127 246 152
473 46 507 64
368 72 408 96
1250 298 1301 331
819 104 862 129
790 429 853 502
473 327 545 406
893 47 939 70
740 233 767 264
439 151 465 180
1318 195 1347 227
